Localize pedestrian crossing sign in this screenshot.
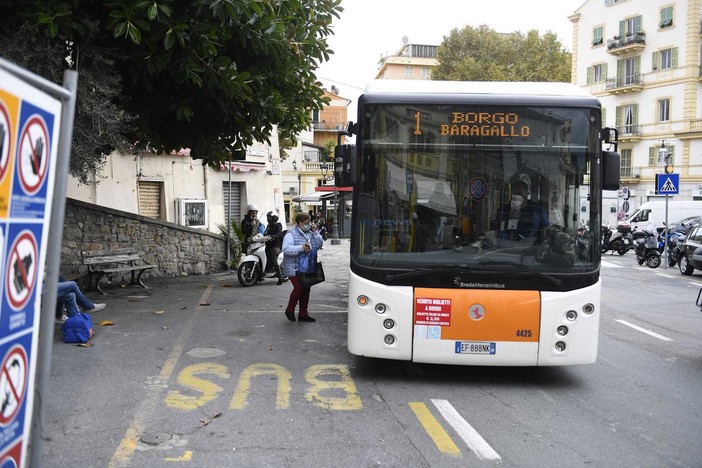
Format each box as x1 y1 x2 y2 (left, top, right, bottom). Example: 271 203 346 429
656 173 679 195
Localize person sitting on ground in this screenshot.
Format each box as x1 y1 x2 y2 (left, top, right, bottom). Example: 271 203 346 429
56 280 106 323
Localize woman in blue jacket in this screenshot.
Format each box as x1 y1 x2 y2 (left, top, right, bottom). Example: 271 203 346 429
282 212 324 322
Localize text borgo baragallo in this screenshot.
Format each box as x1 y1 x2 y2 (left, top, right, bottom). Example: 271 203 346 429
441 112 530 137
415 298 451 326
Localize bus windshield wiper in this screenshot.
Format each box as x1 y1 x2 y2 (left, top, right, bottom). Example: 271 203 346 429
477 261 562 286
385 266 469 282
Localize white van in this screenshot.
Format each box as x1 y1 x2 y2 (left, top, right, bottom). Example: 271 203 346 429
620 201 702 230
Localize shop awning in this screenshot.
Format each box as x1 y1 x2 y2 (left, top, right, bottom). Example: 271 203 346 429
292 191 336 203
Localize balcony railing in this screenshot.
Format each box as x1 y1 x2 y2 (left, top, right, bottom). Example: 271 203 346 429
605 74 643 93
312 121 347 131
617 124 642 136
606 32 646 54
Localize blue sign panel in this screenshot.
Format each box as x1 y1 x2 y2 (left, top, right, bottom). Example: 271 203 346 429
656 173 679 195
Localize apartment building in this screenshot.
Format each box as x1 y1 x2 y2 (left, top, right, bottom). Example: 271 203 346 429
376 42 439 80
570 0 702 216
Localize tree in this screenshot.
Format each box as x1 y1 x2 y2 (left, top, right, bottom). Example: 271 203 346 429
0 0 343 182
432 25 571 83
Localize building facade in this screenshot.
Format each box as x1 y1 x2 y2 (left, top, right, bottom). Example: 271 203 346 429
570 0 702 220
376 42 439 80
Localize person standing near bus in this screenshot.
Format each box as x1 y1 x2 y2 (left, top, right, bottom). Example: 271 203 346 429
281 212 324 322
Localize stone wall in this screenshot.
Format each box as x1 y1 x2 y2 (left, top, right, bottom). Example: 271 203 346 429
61 198 227 279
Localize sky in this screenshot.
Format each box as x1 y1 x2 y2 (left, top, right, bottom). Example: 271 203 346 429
315 0 585 120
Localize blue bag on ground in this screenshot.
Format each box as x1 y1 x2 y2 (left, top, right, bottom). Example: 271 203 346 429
61 312 94 343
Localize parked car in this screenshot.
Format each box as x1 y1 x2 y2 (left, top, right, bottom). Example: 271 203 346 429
677 224 702 275
667 215 702 234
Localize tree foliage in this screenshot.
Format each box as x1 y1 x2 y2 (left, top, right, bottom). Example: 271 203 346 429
0 0 343 182
432 25 571 83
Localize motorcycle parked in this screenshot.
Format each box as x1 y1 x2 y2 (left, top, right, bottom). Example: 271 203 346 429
602 224 631 255
633 228 662 268
237 233 286 287
665 225 690 267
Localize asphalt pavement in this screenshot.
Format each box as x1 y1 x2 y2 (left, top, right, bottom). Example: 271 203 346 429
40 238 352 467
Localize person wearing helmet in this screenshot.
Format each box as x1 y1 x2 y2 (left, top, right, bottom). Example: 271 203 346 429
240 203 260 251
264 210 285 285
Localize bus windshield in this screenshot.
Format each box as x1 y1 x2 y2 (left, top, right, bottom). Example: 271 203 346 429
352 103 601 283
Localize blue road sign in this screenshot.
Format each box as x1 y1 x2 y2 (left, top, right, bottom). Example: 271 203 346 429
656 173 679 195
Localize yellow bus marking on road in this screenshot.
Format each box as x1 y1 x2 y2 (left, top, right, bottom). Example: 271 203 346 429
304 364 362 410
408 402 461 456
166 363 230 410
164 450 193 462
109 285 213 467
230 363 292 409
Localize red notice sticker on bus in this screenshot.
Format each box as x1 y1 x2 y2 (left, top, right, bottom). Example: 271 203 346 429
415 298 451 326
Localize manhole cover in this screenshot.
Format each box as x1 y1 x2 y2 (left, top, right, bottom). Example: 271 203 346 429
140 432 172 446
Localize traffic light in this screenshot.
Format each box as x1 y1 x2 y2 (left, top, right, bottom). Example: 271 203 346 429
665 163 674 174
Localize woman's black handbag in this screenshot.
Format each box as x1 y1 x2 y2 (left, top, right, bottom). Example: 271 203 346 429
297 262 325 288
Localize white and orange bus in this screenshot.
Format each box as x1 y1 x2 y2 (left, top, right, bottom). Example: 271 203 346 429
339 80 620 366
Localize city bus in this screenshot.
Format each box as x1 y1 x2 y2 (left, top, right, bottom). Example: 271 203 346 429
338 80 620 366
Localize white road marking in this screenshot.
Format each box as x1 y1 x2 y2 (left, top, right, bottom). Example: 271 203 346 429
655 273 675 279
431 399 501 461
614 319 673 341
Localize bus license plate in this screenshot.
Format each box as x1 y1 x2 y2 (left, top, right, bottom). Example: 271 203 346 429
455 342 496 355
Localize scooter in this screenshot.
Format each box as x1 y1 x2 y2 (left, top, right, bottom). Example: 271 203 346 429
237 233 286 287
602 224 631 255
633 228 661 268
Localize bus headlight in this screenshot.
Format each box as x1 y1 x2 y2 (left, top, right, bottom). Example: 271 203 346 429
555 341 566 352
384 335 395 345
375 303 387 314
582 303 595 315
565 310 577 321
383 319 395 329
557 326 569 336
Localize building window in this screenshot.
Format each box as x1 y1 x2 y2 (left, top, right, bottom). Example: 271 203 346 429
620 148 632 177
422 66 431 79
648 144 675 166
587 63 607 84
615 104 639 135
404 66 414 78
658 98 670 122
619 15 642 36
592 26 604 46
659 6 673 29
652 48 678 71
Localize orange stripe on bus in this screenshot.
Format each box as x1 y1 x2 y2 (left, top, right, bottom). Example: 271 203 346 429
413 288 540 342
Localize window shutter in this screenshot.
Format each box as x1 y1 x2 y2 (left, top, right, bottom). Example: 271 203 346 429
616 59 624 78
618 20 625 36
603 63 608 80
615 106 622 128
672 48 678 68
632 103 639 124
648 147 655 166
652 51 659 70
634 15 642 33
633 56 640 76
602 108 607 126
586 66 593 84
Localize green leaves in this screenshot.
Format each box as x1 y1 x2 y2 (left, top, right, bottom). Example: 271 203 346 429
433 24 571 83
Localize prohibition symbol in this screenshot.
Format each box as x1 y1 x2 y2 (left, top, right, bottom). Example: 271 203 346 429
469 177 487 201
0 101 11 184
0 345 28 426
5 230 38 311
17 114 49 195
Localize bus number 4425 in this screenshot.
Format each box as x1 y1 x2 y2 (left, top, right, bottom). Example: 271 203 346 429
516 329 532 338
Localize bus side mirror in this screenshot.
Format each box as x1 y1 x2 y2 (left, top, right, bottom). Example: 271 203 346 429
602 150 620 191
335 144 355 187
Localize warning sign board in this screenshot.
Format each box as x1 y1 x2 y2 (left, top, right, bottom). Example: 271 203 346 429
0 64 62 466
